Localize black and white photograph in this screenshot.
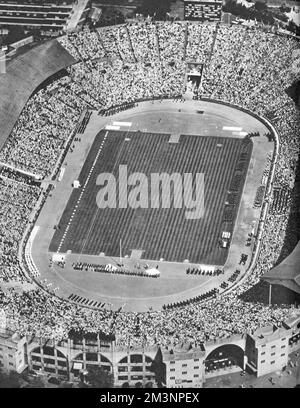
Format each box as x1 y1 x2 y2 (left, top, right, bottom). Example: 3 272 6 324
0 0 299 396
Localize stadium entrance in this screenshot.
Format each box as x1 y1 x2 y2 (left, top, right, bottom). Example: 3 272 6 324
185 62 203 95
204 344 245 377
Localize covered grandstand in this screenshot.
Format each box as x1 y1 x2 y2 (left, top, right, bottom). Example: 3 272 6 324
0 39 76 150
262 240 300 295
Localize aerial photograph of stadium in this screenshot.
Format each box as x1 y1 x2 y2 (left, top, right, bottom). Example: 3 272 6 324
0 0 300 393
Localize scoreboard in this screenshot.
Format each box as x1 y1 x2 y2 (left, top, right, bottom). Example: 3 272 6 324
184 0 223 22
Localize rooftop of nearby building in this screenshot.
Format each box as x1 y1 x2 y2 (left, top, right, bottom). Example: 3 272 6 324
162 342 206 361
251 324 290 344
282 315 300 331
0 328 24 344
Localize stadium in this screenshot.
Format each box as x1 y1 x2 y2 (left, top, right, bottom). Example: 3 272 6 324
0 18 300 387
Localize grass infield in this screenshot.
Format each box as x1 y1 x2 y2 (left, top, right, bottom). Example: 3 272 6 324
50 130 252 265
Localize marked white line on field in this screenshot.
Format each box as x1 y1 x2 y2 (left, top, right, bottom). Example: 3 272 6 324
232 131 248 136
56 131 109 252
106 125 120 130
113 121 132 127
223 126 243 131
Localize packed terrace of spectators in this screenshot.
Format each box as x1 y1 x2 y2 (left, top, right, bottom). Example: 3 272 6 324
0 21 299 347
0 170 40 283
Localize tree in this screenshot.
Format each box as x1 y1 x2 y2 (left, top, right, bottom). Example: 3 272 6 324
83 366 114 388
96 7 125 28
287 20 300 36
279 5 291 13
137 0 172 20
2 26 26 47
254 1 267 11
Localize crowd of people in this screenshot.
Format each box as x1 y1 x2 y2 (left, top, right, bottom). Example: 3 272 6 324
0 171 40 283
0 77 84 178
0 21 299 348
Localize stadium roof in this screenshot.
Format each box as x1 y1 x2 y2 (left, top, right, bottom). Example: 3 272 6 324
262 240 300 294
0 39 76 151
